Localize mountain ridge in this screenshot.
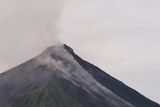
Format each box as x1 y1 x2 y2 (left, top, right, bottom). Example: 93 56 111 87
0 44 159 107
64 44 160 107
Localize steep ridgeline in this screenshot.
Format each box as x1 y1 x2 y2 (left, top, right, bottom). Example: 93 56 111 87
0 44 159 107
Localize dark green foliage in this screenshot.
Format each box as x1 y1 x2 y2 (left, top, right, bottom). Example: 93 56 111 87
11 81 83 107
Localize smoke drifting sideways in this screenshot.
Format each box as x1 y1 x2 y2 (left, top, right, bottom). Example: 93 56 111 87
0 0 64 72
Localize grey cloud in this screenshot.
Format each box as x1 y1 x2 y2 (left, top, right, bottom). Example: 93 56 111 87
0 0 64 70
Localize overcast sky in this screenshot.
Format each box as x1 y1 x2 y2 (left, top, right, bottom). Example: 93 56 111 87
0 0 160 103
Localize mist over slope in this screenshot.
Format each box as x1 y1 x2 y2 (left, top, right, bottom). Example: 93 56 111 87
0 44 159 107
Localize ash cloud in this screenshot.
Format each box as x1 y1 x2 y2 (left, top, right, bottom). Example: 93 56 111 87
0 0 64 71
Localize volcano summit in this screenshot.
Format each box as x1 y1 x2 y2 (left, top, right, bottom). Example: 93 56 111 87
0 44 159 107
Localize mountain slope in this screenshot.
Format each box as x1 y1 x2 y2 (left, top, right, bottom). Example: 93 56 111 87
64 44 160 107
11 81 83 107
0 44 159 107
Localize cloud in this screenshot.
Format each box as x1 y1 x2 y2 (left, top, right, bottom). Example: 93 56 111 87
0 0 64 70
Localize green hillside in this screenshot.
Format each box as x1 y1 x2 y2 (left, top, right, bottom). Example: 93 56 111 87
11 81 84 107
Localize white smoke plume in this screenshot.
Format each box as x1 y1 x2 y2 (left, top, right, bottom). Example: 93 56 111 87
0 0 64 72
35 45 134 107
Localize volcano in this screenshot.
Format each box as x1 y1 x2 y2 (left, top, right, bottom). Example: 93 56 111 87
0 44 159 107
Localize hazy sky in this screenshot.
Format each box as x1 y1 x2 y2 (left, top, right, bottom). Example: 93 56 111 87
0 0 160 103
0 0 63 71
59 0 160 103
